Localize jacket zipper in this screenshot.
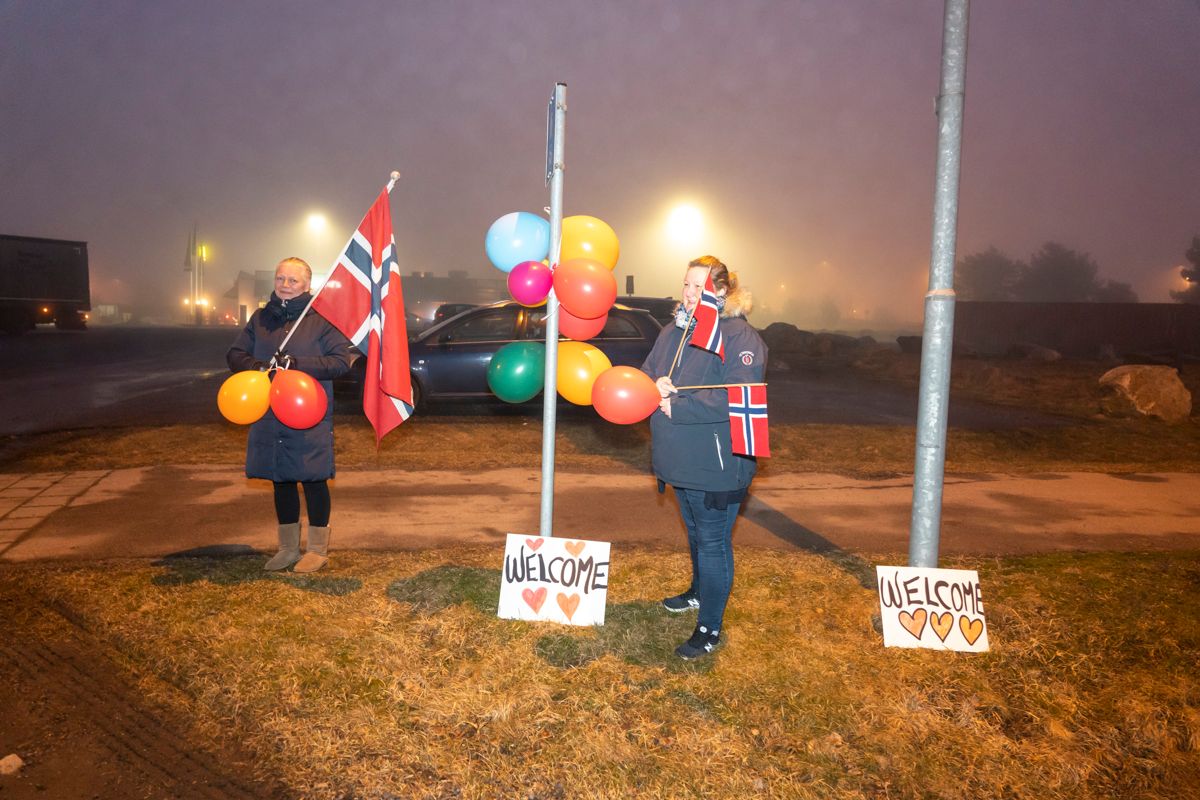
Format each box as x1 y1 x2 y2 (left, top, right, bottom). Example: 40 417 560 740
713 432 725 471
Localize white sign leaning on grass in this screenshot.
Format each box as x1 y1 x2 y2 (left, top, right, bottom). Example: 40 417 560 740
497 534 610 626
876 566 990 652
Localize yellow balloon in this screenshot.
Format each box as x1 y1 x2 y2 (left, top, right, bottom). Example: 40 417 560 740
560 215 620 270
217 370 271 425
556 341 612 405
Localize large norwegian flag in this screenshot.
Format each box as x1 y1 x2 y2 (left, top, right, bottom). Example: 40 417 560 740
728 384 770 457
689 273 725 361
312 188 412 443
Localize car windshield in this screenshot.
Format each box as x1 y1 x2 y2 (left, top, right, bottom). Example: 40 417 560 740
522 309 645 340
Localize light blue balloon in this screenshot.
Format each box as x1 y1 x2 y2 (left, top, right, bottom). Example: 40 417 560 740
485 212 550 273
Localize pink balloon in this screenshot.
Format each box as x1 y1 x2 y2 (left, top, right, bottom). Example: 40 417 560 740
591 366 660 425
507 260 553 307
559 307 607 340
553 258 617 320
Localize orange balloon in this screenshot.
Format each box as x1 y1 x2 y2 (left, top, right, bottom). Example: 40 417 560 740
553 258 617 320
217 370 271 425
592 366 660 424
559 307 607 340
561 215 620 270
269 370 328 429
557 341 611 405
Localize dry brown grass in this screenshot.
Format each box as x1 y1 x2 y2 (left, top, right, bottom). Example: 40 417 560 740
4 548 1198 799
5 414 1199 478
3 355 1199 476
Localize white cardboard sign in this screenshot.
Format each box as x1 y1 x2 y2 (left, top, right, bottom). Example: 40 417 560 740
876 566 990 651
497 534 610 626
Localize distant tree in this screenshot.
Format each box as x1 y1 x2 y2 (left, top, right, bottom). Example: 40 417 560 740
1013 242 1103 302
1092 280 1139 303
954 246 1025 300
1169 235 1200 304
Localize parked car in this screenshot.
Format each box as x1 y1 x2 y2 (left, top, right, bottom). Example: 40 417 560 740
615 295 678 326
433 302 479 323
335 300 662 410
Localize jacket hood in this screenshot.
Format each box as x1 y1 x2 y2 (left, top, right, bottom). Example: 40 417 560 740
720 288 753 319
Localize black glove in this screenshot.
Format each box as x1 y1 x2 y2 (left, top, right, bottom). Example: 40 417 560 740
272 351 295 370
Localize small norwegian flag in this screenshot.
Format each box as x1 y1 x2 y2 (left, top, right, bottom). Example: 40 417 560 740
728 384 770 457
689 273 724 361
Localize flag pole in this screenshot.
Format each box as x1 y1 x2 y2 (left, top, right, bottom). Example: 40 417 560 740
673 382 766 391
539 83 567 538
665 302 697 381
274 171 400 359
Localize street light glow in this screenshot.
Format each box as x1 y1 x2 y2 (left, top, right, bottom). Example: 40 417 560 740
665 203 704 246
306 212 329 234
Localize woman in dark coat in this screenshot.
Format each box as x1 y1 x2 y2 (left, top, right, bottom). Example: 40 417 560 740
226 257 354 573
640 255 767 659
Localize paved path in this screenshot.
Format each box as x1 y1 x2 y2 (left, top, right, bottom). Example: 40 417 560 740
3 467 1199 563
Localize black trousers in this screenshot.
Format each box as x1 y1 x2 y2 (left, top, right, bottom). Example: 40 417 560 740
272 480 331 526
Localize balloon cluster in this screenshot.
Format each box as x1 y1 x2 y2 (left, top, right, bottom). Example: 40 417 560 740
483 211 657 423
217 367 328 429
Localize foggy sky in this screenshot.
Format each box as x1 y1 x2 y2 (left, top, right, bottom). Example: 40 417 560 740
2 0 1198 327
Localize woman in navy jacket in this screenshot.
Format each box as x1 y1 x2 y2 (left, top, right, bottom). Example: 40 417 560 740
640 255 767 659
227 257 353 573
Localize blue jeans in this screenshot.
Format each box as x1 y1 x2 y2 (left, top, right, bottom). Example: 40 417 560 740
674 487 739 632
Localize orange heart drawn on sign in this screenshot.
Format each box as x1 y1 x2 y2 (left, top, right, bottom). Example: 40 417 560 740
564 541 586 557
525 537 544 551
557 592 581 621
521 586 547 613
898 608 928 640
930 611 954 642
959 616 984 646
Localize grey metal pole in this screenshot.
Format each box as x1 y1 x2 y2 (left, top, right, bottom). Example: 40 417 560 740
540 82 566 537
909 0 970 568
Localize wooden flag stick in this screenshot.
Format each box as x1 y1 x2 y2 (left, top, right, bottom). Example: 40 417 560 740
665 302 697 381
673 382 767 390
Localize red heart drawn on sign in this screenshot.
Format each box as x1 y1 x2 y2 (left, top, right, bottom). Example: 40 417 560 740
525 537 544 551
557 592 581 621
522 586 547 613
959 616 984 646
930 611 954 642
898 608 928 640
564 541 586 557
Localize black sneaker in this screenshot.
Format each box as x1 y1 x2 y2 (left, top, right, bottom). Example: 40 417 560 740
675 625 721 660
661 592 700 613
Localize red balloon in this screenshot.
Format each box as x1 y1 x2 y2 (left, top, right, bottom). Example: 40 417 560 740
591 366 660 425
559 306 607 340
269 369 328 429
552 258 617 320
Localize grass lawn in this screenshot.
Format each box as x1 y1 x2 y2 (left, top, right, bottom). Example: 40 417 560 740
4 547 1198 799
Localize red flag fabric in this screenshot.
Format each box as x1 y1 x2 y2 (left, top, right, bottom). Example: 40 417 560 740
688 273 725 360
312 189 411 443
728 384 770 457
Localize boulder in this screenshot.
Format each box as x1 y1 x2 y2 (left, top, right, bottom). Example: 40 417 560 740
760 323 815 355
0 754 24 776
897 335 922 354
1006 342 1061 362
1098 365 1192 424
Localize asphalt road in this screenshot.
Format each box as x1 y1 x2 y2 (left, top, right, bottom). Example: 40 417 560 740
0 325 1070 436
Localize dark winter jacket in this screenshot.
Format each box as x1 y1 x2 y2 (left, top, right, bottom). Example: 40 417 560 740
640 302 768 493
226 293 354 482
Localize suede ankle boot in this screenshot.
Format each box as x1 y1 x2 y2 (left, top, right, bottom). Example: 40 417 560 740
264 523 302 571
293 525 330 573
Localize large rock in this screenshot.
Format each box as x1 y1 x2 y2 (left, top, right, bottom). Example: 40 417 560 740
760 322 815 354
1098 365 1192 424
1007 342 1062 362
0 754 23 776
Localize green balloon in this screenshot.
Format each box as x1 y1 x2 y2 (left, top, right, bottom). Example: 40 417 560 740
487 342 546 403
